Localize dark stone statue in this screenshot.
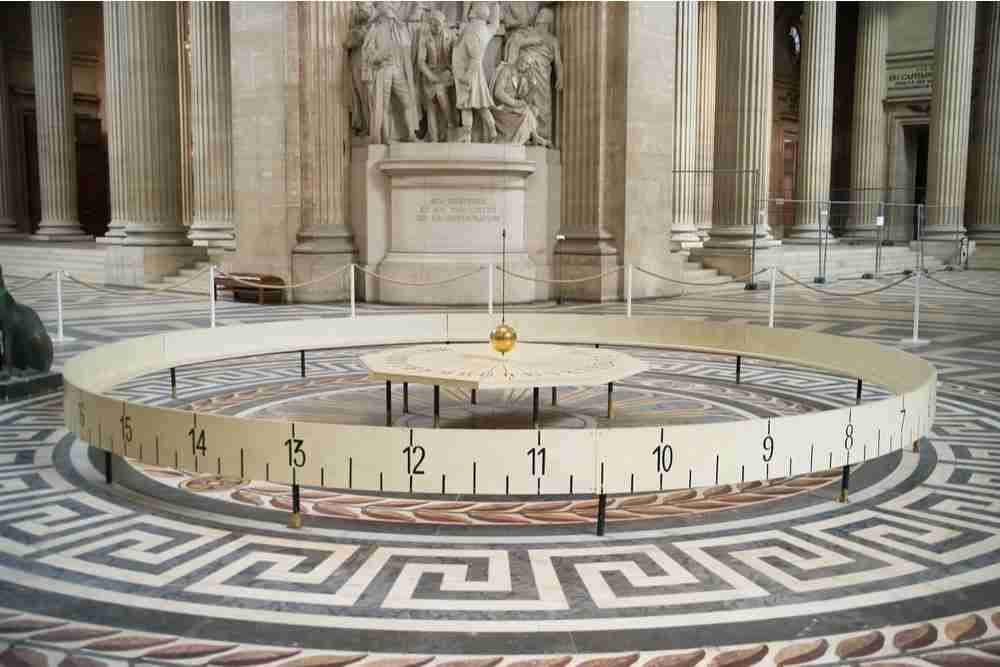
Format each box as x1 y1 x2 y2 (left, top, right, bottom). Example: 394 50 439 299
0 268 54 376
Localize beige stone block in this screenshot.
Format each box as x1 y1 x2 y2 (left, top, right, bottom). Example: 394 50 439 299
105 245 208 286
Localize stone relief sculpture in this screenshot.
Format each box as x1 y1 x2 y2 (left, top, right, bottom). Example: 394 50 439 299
350 1 560 146
453 2 500 143
347 2 375 139
503 8 561 143
363 3 420 143
492 55 548 146
417 9 457 142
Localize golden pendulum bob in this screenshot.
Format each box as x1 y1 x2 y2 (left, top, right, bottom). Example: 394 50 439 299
490 228 517 354
490 322 517 354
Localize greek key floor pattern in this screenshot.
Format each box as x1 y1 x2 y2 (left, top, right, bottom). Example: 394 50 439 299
0 271 999 665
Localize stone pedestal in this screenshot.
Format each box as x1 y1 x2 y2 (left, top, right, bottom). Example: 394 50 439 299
353 143 550 305
30 2 92 242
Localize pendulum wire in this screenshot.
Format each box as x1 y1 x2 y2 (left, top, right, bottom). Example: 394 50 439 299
501 228 507 324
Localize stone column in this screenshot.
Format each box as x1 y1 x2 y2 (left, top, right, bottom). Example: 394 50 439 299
555 2 621 301
670 2 700 251
843 2 887 240
786 2 837 244
104 2 204 285
292 1 356 302
188 1 236 250
694 1 776 276
0 40 22 237
695 1 716 241
968 2 1000 246
923 1 976 242
177 3 194 231
30 2 91 241
99 2 126 245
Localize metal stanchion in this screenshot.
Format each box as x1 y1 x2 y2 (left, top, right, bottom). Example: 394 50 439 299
900 270 929 347
626 263 633 317
838 465 850 503
768 266 777 328
209 266 217 328
349 264 356 319
55 270 72 343
595 493 607 536
289 483 302 528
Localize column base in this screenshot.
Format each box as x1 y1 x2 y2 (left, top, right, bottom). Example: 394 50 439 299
290 253 355 303
30 233 95 242
967 240 1000 269
690 245 780 280
189 219 236 250
105 245 209 287
554 235 620 302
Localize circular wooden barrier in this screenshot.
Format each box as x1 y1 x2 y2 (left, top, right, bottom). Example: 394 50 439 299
63 313 936 496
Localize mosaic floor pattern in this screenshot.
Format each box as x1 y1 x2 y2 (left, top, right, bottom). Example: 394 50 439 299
0 270 999 664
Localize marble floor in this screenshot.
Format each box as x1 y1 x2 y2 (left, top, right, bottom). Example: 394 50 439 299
1 269 999 665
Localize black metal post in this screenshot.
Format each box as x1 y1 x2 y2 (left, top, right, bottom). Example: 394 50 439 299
105 451 112 484
607 382 614 419
170 367 177 397
290 483 302 528
856 378 863 405
385 381 392 427
839 465 850 502
736 355 742 384
551 387 557 406
300 351 306 378
433 385 440 428
470 388 476 405
596 493 607 536
532 387 540 429
403 382 409 413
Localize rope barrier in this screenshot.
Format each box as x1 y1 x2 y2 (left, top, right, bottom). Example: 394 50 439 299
3 272 56 290
777 269 913 297
216 263 351 291
356 265 485 287
64 266 214 297
922 271 1000 298
633 265 766 287
498 266 622 284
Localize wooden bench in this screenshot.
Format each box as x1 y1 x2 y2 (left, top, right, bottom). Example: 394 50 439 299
213 273 286 304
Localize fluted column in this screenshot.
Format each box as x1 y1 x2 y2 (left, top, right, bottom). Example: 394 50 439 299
844 3 887 239
670 2 700 251
30 2 91 241
787 2 837 244
188 1 236 249
117 2 189 246
99 2 126 244
695 1 716 241
0 39 21 236
177 3 193 231
969 2 1000 242
924 1 976 239
703 2 775 249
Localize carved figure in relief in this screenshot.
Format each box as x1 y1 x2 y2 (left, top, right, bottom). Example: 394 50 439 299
347 2 375 138
504 7 562 142
452 2 499 143
417 10 457 142
363 3 420 143
491 55 548 146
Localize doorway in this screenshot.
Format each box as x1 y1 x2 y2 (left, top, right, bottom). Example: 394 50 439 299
903 124 929 240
